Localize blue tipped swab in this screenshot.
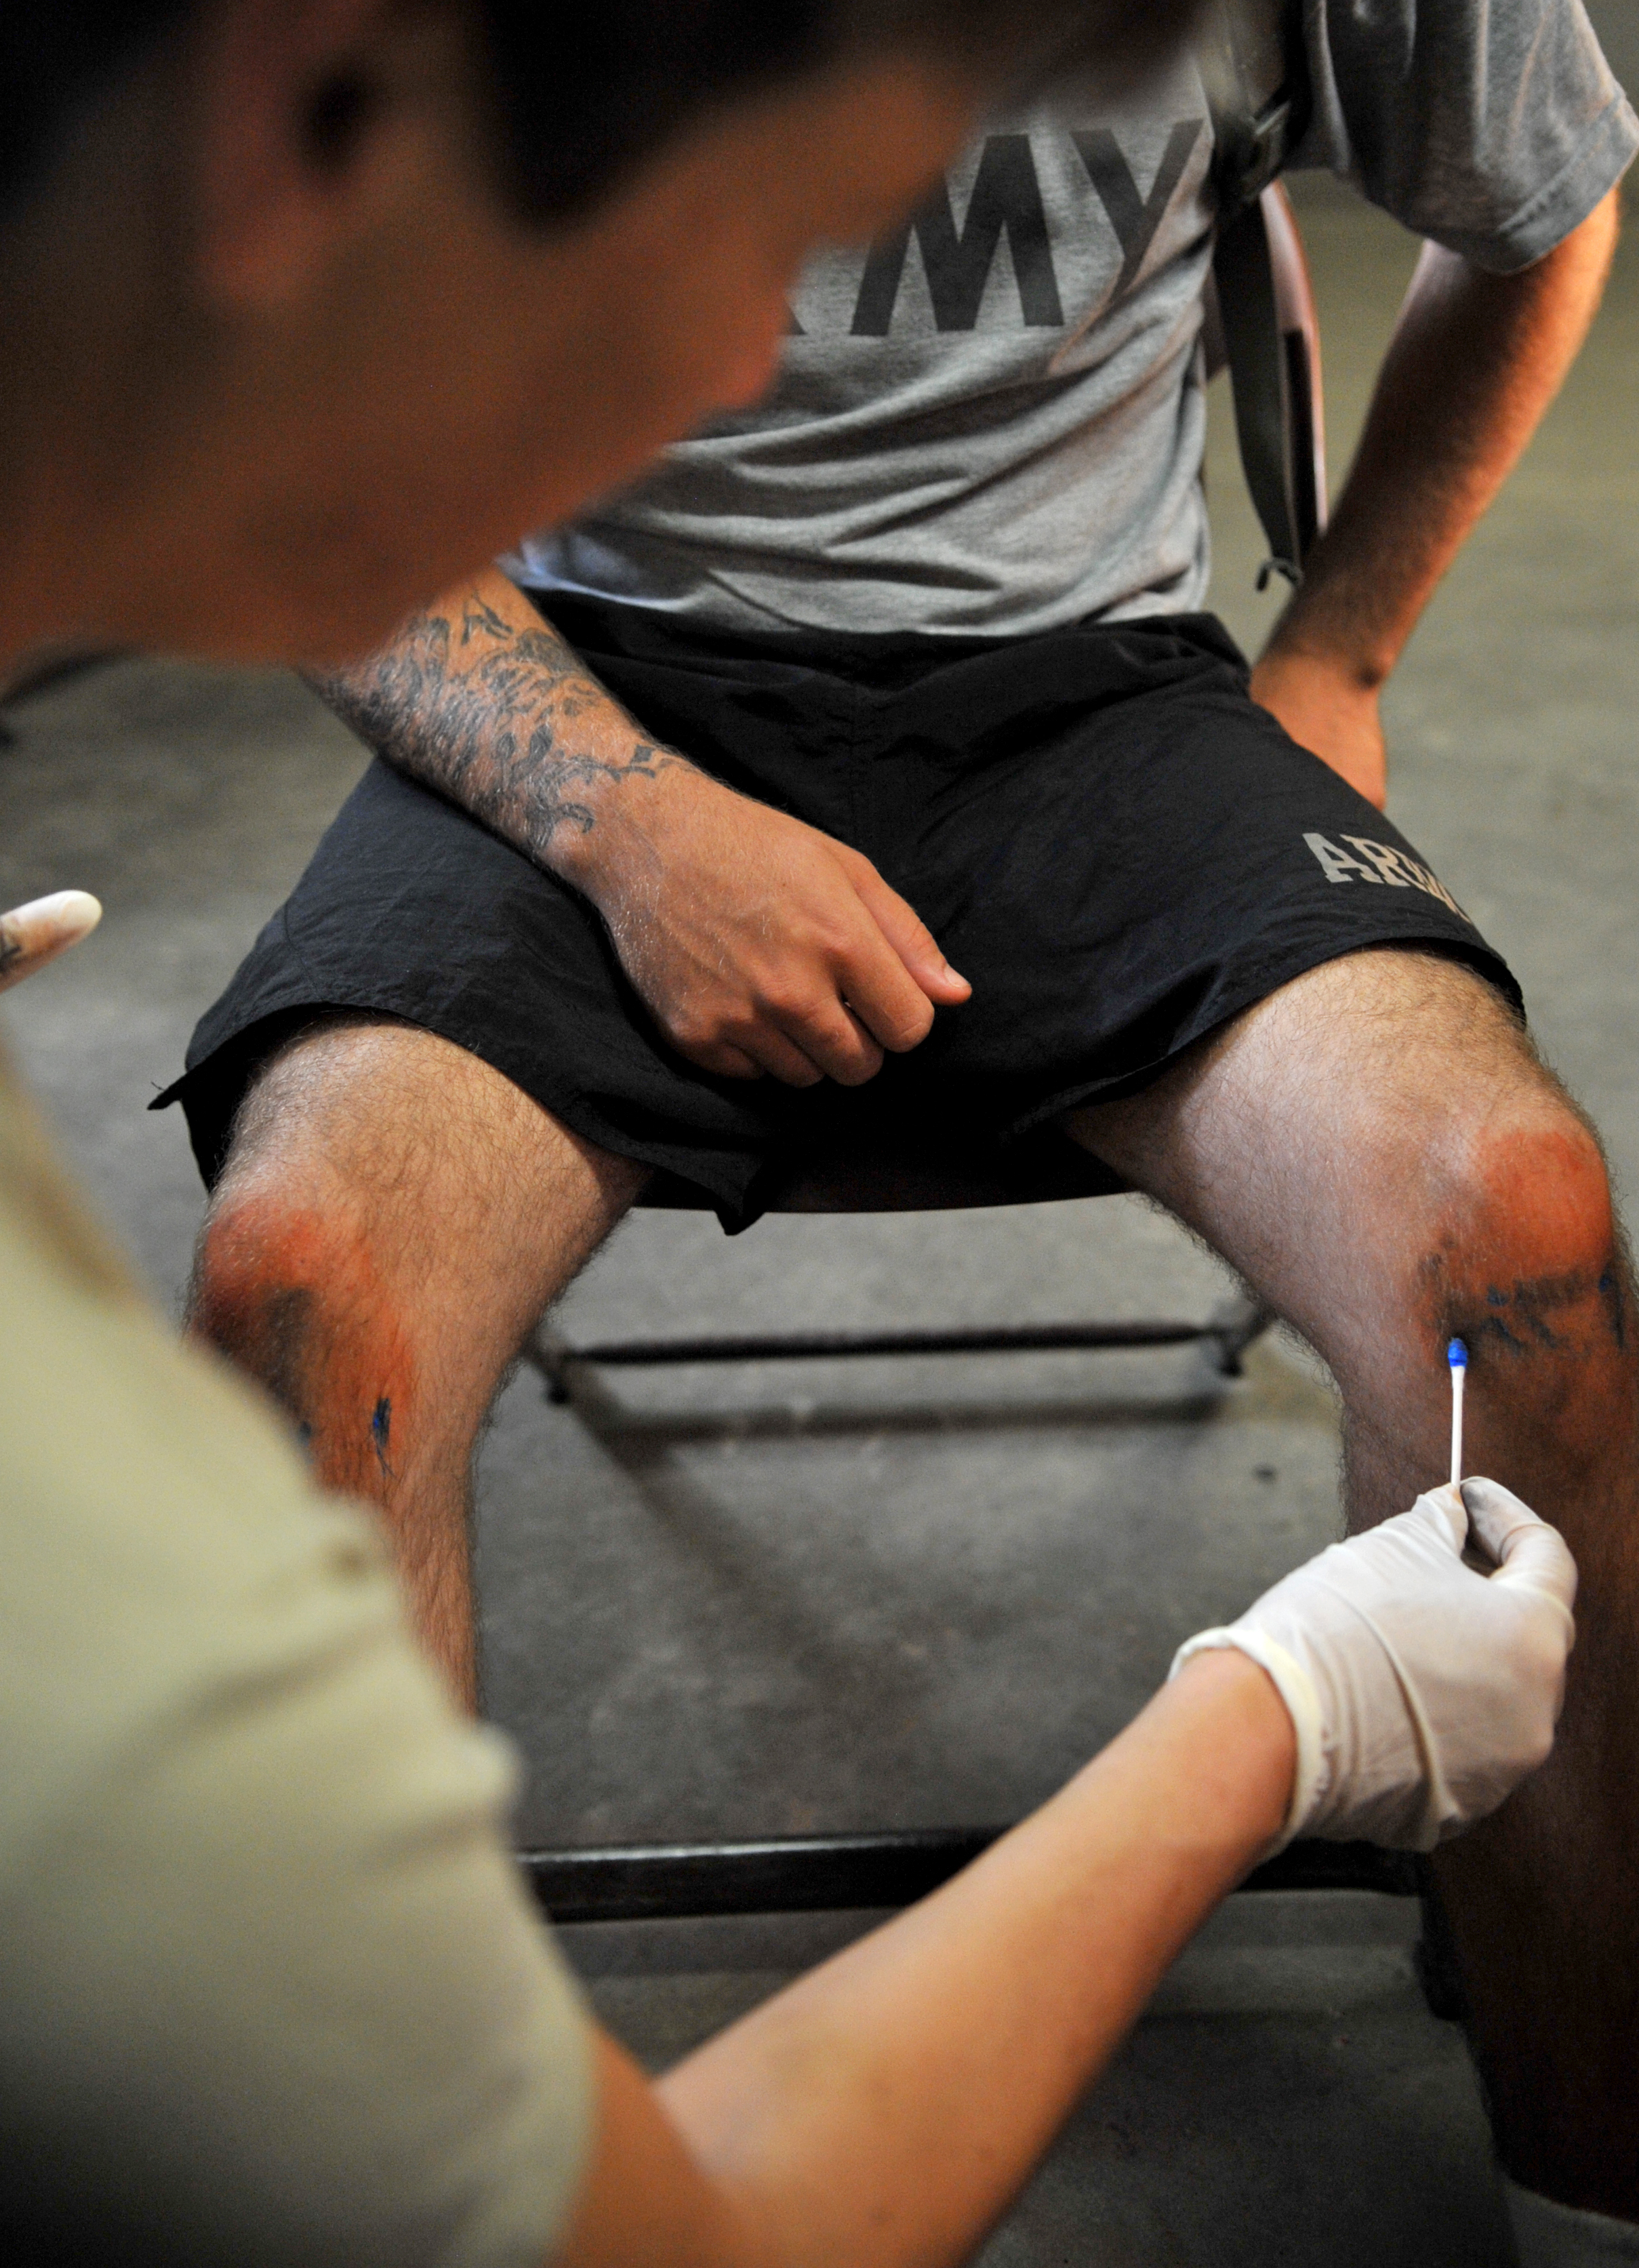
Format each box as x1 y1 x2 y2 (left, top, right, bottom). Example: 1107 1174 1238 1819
1448 1339 1468 1488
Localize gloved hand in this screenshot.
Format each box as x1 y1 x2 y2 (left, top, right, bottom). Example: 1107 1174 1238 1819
0 890 101 995
1171 1478 1577 1853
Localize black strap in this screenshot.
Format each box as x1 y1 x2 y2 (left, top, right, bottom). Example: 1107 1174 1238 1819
1204 0 1310 214
1203 0 1316 581
1213 197 1303 584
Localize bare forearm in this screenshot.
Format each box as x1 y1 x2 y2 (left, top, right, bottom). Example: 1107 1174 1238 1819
647 1652 1291 2268
318 569 966 1091
310 567 691 880
559 1482 1575 2265
1263 188 1619 687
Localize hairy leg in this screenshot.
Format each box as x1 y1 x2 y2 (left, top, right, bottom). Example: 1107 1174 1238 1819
1066 947 1639 2215
188 1017 647 1707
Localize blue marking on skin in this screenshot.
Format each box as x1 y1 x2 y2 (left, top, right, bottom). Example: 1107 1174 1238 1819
371 1396 392 1480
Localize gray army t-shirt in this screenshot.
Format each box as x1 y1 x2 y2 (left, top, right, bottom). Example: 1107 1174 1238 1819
0 1055 592 2265
512 0 1636 639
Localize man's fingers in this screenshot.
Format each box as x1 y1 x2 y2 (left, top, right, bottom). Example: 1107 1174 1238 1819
741 1025 828 1087
676 994 887 1088
686 1038 767 1081
0 890 102 995
642 820 966 1082
838 950 936 1055
832 847 971 1007
824 890 954 1055
668 987 874 1088
780 1000 885 1087
683 1024 821 1085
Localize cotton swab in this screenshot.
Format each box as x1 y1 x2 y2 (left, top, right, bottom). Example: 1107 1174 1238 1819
1448 1339 1468 1488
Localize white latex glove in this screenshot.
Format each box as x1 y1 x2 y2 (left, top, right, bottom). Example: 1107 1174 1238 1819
0 890 101 994
1171 1478 1577 1852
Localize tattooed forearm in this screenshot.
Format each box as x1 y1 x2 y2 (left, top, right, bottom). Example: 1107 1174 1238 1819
310 596 688 871
460 593 513 645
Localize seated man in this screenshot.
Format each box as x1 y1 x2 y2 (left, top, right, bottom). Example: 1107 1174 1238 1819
7 13 1588 2268
171 0 1639 2237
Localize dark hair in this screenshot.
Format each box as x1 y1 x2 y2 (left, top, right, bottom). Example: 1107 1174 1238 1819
0 0 1206 226
479 1 1209 224
0 5 190 217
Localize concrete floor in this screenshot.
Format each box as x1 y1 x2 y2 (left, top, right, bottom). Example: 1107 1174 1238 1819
4 108 1638 2268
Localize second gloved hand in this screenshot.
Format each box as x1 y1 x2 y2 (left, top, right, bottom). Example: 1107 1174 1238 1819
1172 1478 1577 1852
0 890 101 994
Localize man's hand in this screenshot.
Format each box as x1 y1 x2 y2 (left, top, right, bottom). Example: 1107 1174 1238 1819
0 890 102 994
1249 650 1388 808
321 569 969 1087
579 763 971 1084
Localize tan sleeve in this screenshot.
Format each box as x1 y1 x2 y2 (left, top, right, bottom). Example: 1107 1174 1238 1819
0 1125 594 2268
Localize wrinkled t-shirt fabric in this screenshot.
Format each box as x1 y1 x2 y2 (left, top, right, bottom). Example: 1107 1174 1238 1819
508 0 1636 640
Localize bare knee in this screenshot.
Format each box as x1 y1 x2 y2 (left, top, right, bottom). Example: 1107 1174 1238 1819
188 1020 439 1482
1428 1099 1617 1352
189 1016 644 1491
191 1175 416 1501
1276 958 1623 1388
1402 1089 1636 1525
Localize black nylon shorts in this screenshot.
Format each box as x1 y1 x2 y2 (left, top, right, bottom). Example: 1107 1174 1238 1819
162 599 1520 1232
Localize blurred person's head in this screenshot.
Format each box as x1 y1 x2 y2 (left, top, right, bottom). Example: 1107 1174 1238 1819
0 0 1203 668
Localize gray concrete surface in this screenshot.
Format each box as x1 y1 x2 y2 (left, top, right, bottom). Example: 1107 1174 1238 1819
4 102 1638 2267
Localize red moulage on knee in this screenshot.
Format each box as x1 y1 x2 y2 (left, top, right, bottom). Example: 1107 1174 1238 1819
190 1190 419 1502
1437 1114 1617 1346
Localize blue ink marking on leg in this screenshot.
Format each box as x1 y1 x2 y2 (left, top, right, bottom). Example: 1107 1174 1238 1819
370 1396 393 1482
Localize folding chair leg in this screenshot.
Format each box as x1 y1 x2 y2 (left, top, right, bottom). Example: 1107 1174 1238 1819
1205 1291 1278 1377
528 1329 576 1405
1413 1871 1470 2023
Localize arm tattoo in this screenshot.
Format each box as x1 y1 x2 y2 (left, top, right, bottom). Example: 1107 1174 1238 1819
310 601 686 868
460 593 513 645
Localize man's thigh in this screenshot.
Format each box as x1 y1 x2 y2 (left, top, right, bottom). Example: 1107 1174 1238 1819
1066 944 1639 1559
1061 946 1608 1434
1065 944 1541 1241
